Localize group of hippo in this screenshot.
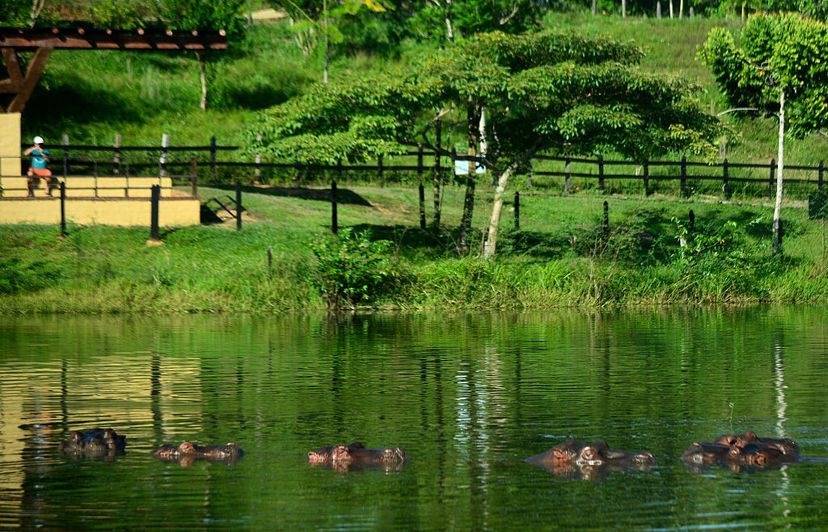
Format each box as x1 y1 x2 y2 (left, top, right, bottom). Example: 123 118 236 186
58 428 244 466
58 427 804 476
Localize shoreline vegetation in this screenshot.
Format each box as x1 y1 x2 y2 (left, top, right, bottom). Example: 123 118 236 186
6 11 828 314
3 185 828 314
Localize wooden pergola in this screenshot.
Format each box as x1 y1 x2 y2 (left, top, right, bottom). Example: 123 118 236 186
0 27 227 113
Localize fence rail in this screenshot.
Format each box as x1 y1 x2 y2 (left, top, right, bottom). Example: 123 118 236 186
21 137 828 201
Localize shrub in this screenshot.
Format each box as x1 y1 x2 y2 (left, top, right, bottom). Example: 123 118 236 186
310 228 399 308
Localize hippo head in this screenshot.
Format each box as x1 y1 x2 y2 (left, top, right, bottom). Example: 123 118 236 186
307 449 329 464
152 444 179 459
577 441 609 465
178 441 197 455
330 445 352 464
550 440 586 462
631 452 656 465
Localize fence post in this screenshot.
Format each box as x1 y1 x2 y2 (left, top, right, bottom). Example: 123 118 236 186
235 181 242 231
113 133 121 175
769 158 776 199
190 158 198 197
255 134 262 181
722 159 731 199
680 155 687 198
514 191 520 230
643 159 650 196
60 181 66 237
267 246 273 278
598 154 605 192
689 209 695 235
331 179 338 234
159 133 169 176
417 143 426 230
62 133 69 178
819 161 824 191
565 156 571 195
603 200 609 234
150 184 160 241
209 135 217 183
378 154 384 186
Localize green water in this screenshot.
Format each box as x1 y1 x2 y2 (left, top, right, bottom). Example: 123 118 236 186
1 309 828 529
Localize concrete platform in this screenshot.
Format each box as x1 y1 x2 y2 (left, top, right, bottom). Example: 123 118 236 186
0 175 175 198
0 195 200 226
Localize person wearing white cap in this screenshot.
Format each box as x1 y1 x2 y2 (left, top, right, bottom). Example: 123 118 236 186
24 135 52 197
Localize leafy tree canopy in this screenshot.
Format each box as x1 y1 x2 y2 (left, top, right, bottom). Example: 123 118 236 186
250 29 718 166
700 13 828 135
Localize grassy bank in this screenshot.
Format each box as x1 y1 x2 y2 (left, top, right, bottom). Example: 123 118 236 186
3 183 828 314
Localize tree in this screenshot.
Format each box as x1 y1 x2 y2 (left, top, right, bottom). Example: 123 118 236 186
410 0 541 43
249 30 719 258
156 0 246 111
274 0 389 84
701 14 828 255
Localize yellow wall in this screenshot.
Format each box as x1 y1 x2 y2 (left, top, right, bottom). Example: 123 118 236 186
0 113 21 160
0 197 200 226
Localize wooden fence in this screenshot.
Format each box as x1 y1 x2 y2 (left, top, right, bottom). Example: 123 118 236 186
29 136 828 201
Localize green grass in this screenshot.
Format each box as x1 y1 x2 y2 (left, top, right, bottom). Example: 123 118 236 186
3 183 828 313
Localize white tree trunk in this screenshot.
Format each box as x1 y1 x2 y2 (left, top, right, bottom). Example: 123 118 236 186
773 89 785 256
478 108 487 163
197 52 207 112
622 0 627 17
669 0 674 18
483 164 517 260
679 0 684 18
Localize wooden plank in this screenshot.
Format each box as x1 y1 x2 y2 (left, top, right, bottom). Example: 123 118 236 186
8 47 50 113
2 49 22 83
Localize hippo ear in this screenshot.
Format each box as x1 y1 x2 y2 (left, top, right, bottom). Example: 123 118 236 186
743 431 758 441
350 441 365 449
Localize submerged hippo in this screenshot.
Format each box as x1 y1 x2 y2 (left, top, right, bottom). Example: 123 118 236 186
526 439 655 479
683 431 801 472
151 441 244 466
307 441 409 472
713 431 800 456
59 428 126 458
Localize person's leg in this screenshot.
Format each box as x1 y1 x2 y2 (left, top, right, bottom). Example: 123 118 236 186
27 169 35 197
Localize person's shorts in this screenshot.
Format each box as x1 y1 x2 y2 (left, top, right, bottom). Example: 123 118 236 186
28 168 52 177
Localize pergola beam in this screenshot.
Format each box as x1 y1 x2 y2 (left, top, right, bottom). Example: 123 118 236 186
0 27 227 51
0 26 226 113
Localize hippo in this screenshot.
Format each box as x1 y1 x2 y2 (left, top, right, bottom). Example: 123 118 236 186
683 431 801 472
713 431 800 456
59 428 126 458
526 439 655 479
307 441 409 472
151 441 244 466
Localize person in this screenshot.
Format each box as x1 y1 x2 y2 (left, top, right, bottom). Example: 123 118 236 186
24 136 52 197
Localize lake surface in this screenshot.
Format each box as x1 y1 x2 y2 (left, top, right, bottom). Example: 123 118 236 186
1 309 828 529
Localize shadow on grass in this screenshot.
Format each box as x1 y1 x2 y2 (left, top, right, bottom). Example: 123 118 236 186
208 184 372 207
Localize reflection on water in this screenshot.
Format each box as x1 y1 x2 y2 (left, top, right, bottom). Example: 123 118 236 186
1 309 828 528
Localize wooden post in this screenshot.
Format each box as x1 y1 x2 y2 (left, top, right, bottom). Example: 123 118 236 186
417 144 426 230
190 158 198 197
769 158 776 199
643 159 650 196
723 158 731 199
150 184 160 240
603 200 609 234
565 156 571 195
60 181 66 237
378 154 384 186
159 133 169 176
514 191 520 230
62 133 69 178
255 134 262 181
689 209 695 234
267 246 273 277
598 154 605 192
235 181 242 231
331 179 338 234
819 161 824 191
114 133 122 175
433 120 443 229
680 155 687 197
210 135 217 182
